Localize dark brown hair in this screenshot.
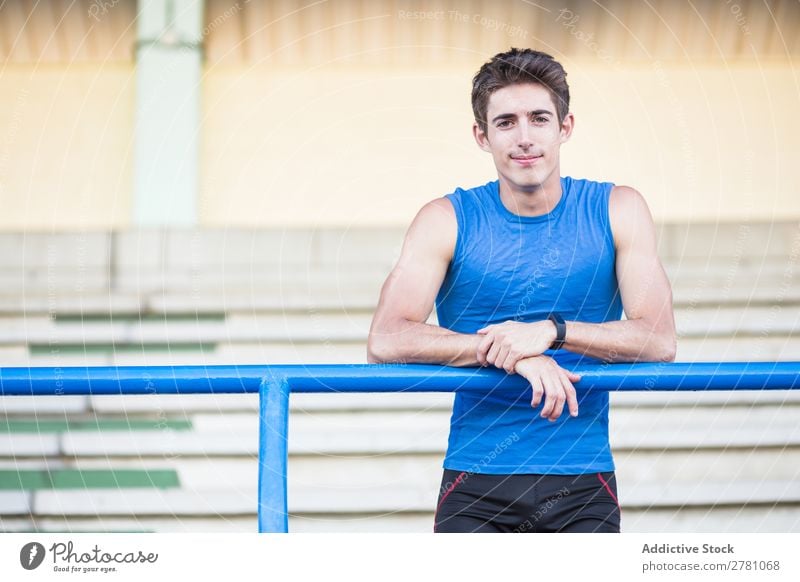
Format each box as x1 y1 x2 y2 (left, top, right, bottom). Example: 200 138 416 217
472 48 570 133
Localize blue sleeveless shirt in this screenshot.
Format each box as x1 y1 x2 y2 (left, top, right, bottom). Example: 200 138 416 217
435 177 622 474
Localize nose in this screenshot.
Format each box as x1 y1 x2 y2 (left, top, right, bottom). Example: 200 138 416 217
516 123 533 149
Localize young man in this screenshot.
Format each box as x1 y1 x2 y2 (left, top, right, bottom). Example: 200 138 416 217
367 48 676 533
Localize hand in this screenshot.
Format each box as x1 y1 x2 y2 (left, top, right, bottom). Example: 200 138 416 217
476 320 557 373
514 356 581 421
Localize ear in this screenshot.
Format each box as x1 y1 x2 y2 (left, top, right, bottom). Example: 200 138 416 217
473 122 492 153
559 112 575 144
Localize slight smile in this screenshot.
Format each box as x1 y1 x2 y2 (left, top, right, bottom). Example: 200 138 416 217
511 155 542 166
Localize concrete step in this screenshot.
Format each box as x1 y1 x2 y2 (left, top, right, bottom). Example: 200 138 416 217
609 389 800 407
0 292 377 315
4 507 798 533
0 295 143 316
0 491 31 514
2 342 371 367
1 277 799 317
675 305 800 336
3 456 799 531
1 305 798 345
0 396 90 415
57 429 448 457
0 316 372 345
23 478 800 519
49 444 800 491
3 256 797 295
622 506 800 533
31 489 257 517
664 259 796 279
1 223 795 261
0 434 61 457
45 417 800 459
676 336 800 360
3 255 796 291
614 448 800 485
8 507 800 532
150 285 796 310
184 406 800 447
0 516 261 533
620 479 800 508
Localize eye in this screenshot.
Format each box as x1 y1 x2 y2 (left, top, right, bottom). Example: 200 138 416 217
496 120 513 128
533 116 549 124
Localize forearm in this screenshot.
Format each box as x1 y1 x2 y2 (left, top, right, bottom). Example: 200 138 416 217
367 319 482 367
563 319 676 363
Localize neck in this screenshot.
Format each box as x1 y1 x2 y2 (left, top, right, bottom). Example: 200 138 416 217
497 172 563 217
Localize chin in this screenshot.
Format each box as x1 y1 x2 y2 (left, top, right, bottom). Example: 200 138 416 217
510 172 546 190
509 180 544 193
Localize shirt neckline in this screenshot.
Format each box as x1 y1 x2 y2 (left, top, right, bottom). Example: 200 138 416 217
489 177 569 224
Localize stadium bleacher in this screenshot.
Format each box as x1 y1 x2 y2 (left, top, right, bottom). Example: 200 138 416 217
1 222 799 532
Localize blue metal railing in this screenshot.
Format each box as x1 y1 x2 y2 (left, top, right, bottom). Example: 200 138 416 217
2 362 799 532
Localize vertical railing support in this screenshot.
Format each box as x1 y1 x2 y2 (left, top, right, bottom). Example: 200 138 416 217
258 376 290 533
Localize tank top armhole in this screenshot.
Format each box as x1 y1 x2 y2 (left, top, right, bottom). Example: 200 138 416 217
443 192 464 267
602 182 617 254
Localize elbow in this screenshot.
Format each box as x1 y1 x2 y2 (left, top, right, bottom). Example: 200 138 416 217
367 331 395 364
656 333 677 363
366 335 385 364
659 345 677 363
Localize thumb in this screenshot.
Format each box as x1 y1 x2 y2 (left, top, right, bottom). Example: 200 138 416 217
568 372 582 383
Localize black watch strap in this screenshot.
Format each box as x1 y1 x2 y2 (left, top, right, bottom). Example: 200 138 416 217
548 313 566 350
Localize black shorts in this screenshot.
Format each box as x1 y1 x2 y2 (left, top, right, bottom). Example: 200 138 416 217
434 468 621 533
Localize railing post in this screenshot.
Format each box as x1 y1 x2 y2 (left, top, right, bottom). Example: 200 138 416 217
258 375 290 533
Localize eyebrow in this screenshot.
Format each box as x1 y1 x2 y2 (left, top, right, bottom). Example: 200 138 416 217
491 110 553 123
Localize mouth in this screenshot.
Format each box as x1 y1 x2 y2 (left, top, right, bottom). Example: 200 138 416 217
510 154 542 166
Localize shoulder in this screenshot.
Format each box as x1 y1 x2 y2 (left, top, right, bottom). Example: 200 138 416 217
609 185 652 218
413 181 492 227
405 198 457 261
608 185 656 247
413 197 456 226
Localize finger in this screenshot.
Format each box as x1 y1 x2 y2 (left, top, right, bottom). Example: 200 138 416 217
476 334 493 365
540 379 556 419
477 325 494 334
561 374 579 417
495 345 510 371
567 371 582 383
486 340 501 367
530 377 544 408
502 352 519 374
548 375 566 421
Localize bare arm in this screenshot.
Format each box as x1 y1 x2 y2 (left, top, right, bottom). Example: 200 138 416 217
367 198 483 366
561 186 677 362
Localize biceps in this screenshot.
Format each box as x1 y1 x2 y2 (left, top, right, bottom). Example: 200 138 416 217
374 255 448 324
616 248 674 324
371 198 456 327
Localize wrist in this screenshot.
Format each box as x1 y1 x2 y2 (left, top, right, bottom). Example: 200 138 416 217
547 313 567 349
543 319 557 345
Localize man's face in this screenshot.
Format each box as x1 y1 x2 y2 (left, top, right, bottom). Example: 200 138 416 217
474 82 573 192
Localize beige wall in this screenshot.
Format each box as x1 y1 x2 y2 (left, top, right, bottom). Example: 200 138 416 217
200 61 800 227
0 65 134 231
565 61 800 223
1 0 798 231
1 62 797 230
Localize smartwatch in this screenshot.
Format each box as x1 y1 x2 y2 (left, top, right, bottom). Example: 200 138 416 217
548 313 566 350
